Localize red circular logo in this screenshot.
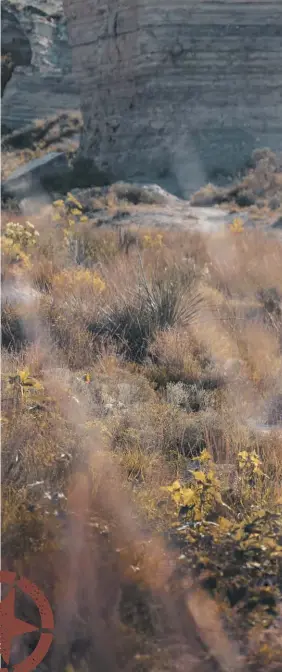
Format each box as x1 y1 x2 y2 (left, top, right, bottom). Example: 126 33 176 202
0 570 54 671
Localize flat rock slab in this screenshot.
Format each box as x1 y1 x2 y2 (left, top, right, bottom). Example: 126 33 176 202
2 151 68 198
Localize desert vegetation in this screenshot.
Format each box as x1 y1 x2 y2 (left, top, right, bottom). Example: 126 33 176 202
191 149 282 216
2 188 282 671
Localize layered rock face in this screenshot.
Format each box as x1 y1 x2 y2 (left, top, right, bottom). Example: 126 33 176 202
2 0 80 129
63 0 282 196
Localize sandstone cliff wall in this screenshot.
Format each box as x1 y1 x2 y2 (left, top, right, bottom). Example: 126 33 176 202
2 0 80 129
64 0 282 195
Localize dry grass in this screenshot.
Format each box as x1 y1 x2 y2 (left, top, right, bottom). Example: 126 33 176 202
2 209 282 670
191 148 282 215
1 113 82 185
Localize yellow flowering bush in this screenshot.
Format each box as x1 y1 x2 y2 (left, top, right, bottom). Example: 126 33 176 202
230 216 244 233
1 220 40 268
8 368 43 397
162 449 226 522
142 233 163 248
52 193 88 228
52 193 89 262
3 220 39 248
163 448 282 629
53 268 106 294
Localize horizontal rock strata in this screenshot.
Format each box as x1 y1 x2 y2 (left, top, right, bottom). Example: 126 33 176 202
63 0 282 195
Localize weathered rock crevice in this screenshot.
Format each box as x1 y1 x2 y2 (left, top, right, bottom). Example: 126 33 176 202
1 6 32 97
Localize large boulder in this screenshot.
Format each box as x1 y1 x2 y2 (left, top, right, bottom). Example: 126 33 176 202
1 0 79 128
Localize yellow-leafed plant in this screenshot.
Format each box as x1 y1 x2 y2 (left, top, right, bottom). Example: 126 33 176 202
8 368 44 397
2 220 40 268
230 216 244 233
3 220 39 248
162 449 228 522
162 448 282 629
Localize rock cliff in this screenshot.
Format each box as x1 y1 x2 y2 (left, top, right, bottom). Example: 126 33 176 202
63 0 282 196
2 0 80 130
1 7 32 97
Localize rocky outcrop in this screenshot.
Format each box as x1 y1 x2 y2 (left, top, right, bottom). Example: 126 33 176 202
1 7 32 96
1 0 79 129
58 182 258 234
63 0 282 197
2 111 82 151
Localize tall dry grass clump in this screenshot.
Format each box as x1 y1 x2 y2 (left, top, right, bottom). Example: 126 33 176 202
87 259 203 362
